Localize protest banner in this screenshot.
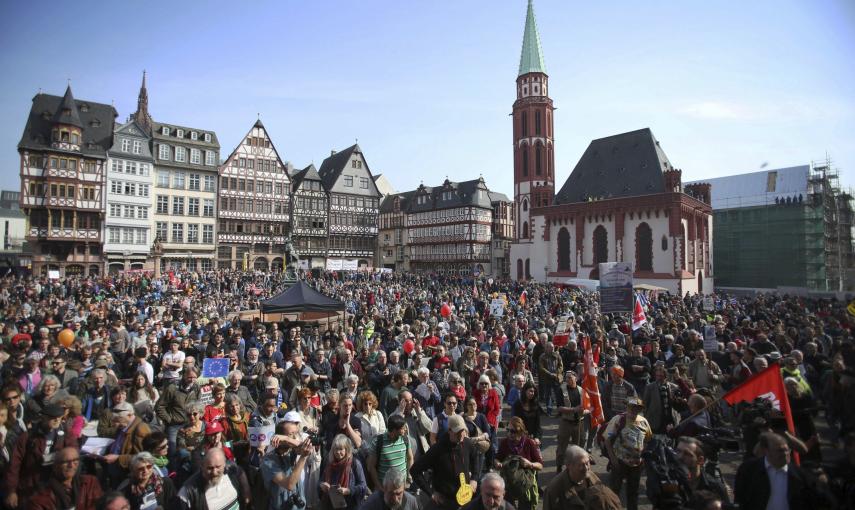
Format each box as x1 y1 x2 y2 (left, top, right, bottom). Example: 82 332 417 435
703 325 718 351
598 262 633 313
249 425 275 447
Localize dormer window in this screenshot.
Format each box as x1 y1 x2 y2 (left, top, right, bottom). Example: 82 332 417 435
162 126 170 136
442 191 452 201
204 133 211 142
191 131 198 141
176 129 184 138
61 131 70 142
80 104 89 112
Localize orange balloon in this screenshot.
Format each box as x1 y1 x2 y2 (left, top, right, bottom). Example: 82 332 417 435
57 328 75 348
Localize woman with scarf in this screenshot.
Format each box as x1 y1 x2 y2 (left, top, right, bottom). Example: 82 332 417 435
117 451 176 510
318 434 368 510
222 394 251 444
141 431 172 478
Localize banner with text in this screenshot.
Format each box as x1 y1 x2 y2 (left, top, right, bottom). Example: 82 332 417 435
598 262 634 313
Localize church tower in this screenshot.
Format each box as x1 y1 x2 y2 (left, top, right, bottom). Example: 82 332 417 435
132 71 152 135
512 0 554 242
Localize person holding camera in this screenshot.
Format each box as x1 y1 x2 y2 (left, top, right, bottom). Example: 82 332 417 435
260 412 315 510
604 396 651 510
675 437 731 507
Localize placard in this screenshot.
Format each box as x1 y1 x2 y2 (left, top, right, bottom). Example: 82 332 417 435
199 384 214 405
202 358 230 379
249 425 276 447
48 270 60 280
342 259 358 271
598 262 634 313
702 296 714 311
703 325 718 352
490 298 504 316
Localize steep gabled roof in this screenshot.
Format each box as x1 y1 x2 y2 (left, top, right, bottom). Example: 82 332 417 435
554 128 673 205
220 119 287 177
488 190 512 203
52 85 84 128
291 164 324 191
317 143 360 190
518 0 546 76
18 90 117 157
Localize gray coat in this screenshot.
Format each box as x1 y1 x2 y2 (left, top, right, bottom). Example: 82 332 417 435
641 381 680 433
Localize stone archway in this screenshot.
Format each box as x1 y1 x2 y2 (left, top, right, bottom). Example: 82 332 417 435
271 257 284 272
253 257 269 270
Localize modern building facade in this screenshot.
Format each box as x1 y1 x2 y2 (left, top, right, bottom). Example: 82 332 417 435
18 85 116 276
217 120 291 270
151 120 219 271
318 144 380 269
508 2 713 294
688 162 854 291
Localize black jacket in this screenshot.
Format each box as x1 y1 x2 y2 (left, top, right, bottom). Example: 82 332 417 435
177 463 251 510
734 456 812 510
411 435 478 502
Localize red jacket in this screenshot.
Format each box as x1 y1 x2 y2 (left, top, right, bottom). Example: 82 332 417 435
6 428 79 495
473 388 501 428
27 474 103 510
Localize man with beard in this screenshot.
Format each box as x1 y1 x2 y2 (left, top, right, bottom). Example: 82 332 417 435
359 470 421 510
177 448 251 510
27 447 103 510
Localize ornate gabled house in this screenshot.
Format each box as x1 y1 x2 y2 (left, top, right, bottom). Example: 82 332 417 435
290 164 329 269
104 73 154 273
318 144 380 268
151 116 219 272
217 119 291 270
405 178 494 274
18 85 116 276
508 1 713 294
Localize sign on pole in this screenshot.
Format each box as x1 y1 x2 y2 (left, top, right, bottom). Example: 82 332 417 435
703 325 718 351
598 262 634 313
703 296 714 311
202 358 230 379
490 298 505 316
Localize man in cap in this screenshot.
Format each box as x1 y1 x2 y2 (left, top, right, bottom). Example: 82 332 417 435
4 403 79 508
411 413 479 510
261 412 314 510
604 396 651 510
556 370 587 471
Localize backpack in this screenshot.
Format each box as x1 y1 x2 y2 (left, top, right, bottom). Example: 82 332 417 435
500 455 539 508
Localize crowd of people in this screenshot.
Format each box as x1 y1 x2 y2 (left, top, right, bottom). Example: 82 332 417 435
0 268 853 510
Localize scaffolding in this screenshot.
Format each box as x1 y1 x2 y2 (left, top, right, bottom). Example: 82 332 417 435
808 156 854 291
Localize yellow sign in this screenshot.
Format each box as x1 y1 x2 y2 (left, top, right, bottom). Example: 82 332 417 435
848 299 855 317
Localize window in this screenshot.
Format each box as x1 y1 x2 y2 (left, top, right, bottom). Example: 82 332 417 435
124 182 136 196
110 204 121 217
172 196 185 215
191 131 198 141
204 175 215 191
175 147 187 162
171 223 183 243
190 149 201 165
156 222 168 241
188 198 200 216
162 126 170 136
138 206 148 219
111 160 121 173
636 223 653 271
351 160 362 169
203 199 214 217
136 229 147 245
156 171 169 187
173 172 185 189
158 144 170 160
360 177 369 189
176 129 184 138
203 225 214 244
521 112 528 136
123 228 134 244
108 227 120 243
204 133 211 142
558 227 571 271
133 140 142 154
110 180 121 194
189 173 200 191
121 138 130 152
205 150 215 166
139 163 149 176
156 196 169 214
139 184 150 197
187 224 199 243
535 144 542 175
344 176 353 187
535 111 542 135
522 148 528 176
123 205 134 218
593 225 608 265
126 161 137 175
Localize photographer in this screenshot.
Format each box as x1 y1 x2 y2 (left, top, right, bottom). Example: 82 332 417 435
675 437 731 508
261 413 315 510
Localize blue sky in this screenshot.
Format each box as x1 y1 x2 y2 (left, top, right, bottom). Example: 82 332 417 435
1 0 853 197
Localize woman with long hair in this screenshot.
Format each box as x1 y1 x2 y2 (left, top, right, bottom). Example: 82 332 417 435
495 416 543 510
511 381 542 443
355 390 386 447
461 396 491 481
221 394 251 444
128 372 159 423
318 434 369 510
59 395 85 441
296 387 322 435
786 376 822 463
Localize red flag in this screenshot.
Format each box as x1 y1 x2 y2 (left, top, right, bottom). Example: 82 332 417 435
722 363 799 463
632 296 647 330
581 336 605 429
519 290 527 306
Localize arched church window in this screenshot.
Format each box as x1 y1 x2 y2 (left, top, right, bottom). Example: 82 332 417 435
558 227 571 271
517 259 523 280
535 111 541 135
522 221 529 239
535 144 542 175
593 225 608 265
636 222 653 271
522 199 528 212
661 235 668 251
522 148 529 176
525 258 531 279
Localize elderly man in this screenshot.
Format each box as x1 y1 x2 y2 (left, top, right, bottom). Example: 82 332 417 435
411 414 479 510
27 447 103 510
360 470 421 510
602 366 637 420
556 370 587 471
462 473 515 510
225 370 257 412
391 389 432 459
177 448 251 510
117 451 177 510
544 445 620 510
538 341 563 416
155 366 201 452
102 401 151 486
735 432 812 509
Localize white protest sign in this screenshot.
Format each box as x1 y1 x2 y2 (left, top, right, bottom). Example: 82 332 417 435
490 298 504 316
703 325 718 351
703 296 714 311
48 270 60 280
249 425 276 447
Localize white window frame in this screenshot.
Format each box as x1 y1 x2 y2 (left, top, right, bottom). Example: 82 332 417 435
190 149 201 165
204 133 211 142
191 131 198 141
204 175 215 192
162 126 170 136
132 140 142 154
205 150 215 166
158 144 170 160
175 147 186 163
121 138 130 152
176 129 184 138
202 224 214 244
173 172 186 189
203 199 214 217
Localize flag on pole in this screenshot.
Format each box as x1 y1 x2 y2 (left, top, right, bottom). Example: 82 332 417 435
519 290 527 306
581 336 605 430
722 363 799 463
473 280 479 299
632 295 647 331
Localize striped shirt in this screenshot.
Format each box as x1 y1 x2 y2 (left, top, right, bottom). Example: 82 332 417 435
372 433 408 483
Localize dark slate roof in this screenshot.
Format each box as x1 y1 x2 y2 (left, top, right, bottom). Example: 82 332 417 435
554 128 674 205
317 143 360 190
291 164 323 191
488 191 512 203
152 121 219 149
18 89 117 157
398 178 493 213
52 86 83 128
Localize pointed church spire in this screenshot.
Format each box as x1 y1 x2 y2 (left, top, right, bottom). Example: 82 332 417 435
134 70 152 134
518 0 546 76
52 84 83 127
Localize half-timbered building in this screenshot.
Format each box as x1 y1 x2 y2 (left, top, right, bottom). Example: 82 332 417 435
318 144 380 268
18 85 116 276
290 164 328 269
217 120 291 270
151 120 219 272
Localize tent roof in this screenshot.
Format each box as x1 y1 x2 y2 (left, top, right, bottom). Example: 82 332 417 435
260 281 346 314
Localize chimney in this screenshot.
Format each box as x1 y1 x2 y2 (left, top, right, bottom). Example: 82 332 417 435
331 150 337 156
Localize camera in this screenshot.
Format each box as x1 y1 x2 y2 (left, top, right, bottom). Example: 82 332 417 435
303 427 322 447
643 437 692 510
285 492 306 510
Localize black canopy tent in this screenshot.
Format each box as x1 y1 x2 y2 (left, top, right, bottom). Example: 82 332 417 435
260 281 346 315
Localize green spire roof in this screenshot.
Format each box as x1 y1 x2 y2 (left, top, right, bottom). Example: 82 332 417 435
518 0 546 76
